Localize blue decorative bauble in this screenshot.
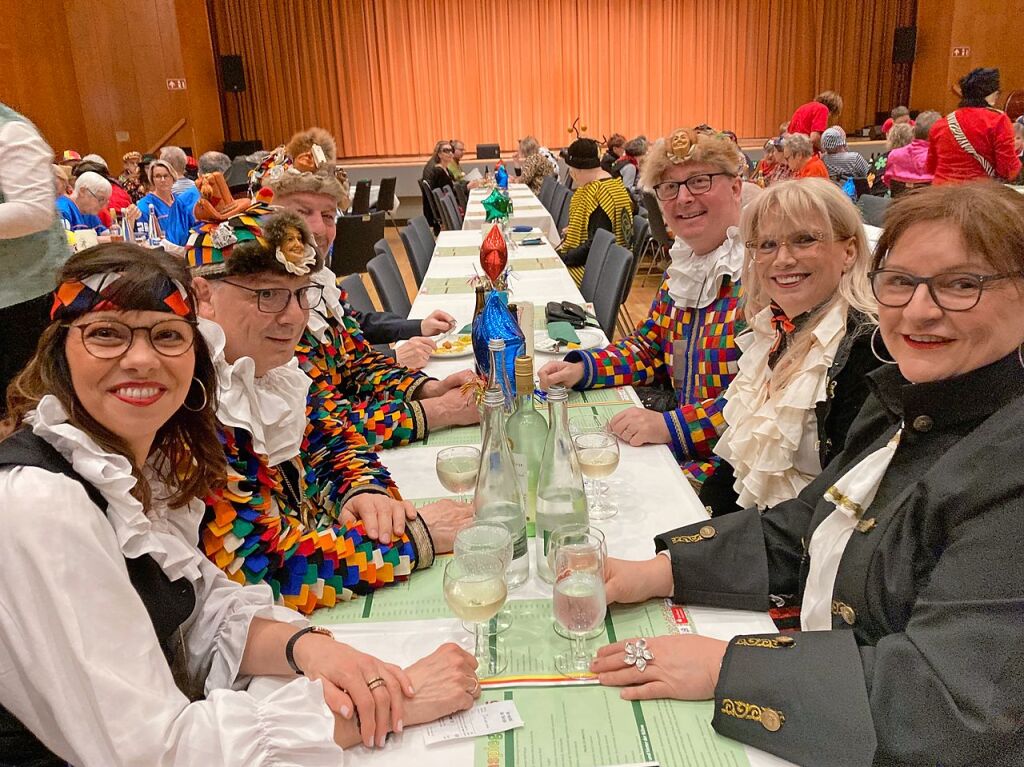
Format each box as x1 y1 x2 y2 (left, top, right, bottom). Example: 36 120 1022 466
472 290 525 398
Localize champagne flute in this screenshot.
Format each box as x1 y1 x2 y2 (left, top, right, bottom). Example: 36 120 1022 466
454 523 514 635
443 552 509 677
436 446 481 503
551 530 607 678
570 417 620 519
548 524 607 641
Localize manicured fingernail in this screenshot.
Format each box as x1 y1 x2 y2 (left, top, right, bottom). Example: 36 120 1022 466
339 705 351 718
396 719 404 733
378 735 387 747
407 685 416 695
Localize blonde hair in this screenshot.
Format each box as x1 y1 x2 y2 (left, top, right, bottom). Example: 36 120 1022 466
887 123 914 151
147 159 179 184
740 178 876 390
639 128 743 191
519 135 540 156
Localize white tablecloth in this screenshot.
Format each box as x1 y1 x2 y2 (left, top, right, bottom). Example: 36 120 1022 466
463 186 560 244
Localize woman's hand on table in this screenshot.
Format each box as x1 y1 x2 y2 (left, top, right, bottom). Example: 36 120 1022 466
538 360 584 390
341 493 417 544
396 337 436 370
604 555 673 604
295 635 415 748
417 499 475 553
421 310 457 336
609 407 670 446
403 643 480 726
591 634 728 701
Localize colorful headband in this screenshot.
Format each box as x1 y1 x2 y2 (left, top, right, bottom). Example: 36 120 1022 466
50 272 191 321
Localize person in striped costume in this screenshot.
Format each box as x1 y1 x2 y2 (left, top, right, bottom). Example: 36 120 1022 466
540 128 746 487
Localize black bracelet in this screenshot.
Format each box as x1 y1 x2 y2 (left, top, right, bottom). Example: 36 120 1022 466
285 625 334 675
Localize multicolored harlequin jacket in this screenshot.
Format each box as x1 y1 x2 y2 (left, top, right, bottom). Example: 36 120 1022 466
296 299 432 450
565 278 744 485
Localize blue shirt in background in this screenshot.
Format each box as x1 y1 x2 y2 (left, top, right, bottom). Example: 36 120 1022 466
55 196 106 234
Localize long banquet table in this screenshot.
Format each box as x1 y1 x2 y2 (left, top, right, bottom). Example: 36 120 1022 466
253 185 794 766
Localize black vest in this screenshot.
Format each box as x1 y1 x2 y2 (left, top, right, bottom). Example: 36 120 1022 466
0 430 197 767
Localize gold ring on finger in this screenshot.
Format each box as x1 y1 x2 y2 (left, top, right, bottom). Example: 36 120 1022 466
367 677 386 691
468 677 481 695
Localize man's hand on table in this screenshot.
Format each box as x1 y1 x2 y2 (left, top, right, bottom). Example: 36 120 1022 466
592 634 728 701
396 337 436 371
418 369 477 398
418 499 475 553
604 555 673 605
341 493 417 544
610 406 670 446
537 360 584 390
421 310 457 336
403 643 480 726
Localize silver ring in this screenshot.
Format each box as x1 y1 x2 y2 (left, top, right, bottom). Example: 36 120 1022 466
624 639 654 672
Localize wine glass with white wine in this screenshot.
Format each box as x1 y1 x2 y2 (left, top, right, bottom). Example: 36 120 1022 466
443 552 509 677
454 522 514 635
570 416 620 519
551 530 607 678
436 445 481 503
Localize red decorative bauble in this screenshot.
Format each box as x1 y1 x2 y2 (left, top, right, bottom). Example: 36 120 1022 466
480 224 508 283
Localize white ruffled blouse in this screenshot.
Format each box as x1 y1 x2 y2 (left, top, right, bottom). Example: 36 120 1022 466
307 265 347 343
200 318 311 466
664 226 745 309
715 302 848 510
0 396 342 765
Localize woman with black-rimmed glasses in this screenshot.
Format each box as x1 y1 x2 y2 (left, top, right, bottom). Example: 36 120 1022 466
596 181 1024 767
699 178 882 517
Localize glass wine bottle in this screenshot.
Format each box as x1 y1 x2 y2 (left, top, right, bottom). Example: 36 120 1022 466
474 386 529 588
485 338 515 413
505 355 546 536
535 383 588 583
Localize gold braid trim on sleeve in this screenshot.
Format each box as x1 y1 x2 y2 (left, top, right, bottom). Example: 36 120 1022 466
406 514 435 570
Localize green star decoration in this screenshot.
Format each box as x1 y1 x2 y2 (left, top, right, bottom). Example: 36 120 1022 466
482 189 514 222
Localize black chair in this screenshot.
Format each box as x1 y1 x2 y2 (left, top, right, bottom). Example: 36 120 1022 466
370 176 397 214
339 273 393 356
453 181 469 209
440 194 463 230
399 222 432 288
858 194 892 227
617 215 651 335
350 179 372 215
367 240 412 317
594 243 633 339
330 211 385 275
431 188 453 230
538 174 558 212
578 229 615 304
555 188 573 234
420 179 443 232
639 190 674 285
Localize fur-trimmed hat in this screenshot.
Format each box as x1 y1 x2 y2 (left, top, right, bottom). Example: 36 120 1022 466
185 206 322 279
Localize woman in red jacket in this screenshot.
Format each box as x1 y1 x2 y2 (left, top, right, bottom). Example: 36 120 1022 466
927 67 1022 184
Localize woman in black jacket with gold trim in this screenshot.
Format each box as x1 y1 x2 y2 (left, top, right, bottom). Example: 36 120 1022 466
595 182 1024 767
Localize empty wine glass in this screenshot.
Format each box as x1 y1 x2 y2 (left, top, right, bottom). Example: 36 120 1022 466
443 552 508 677
570 417 619 519
454 523 514 635
550 530 607 678
548 524 607 641
435 445 481 503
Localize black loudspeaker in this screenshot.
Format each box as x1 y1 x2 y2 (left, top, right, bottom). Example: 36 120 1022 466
476 143 501 159
224 139 263 158
893 27 917 63
220 55 246 92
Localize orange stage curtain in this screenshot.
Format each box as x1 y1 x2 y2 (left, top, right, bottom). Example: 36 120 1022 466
210 0 910 158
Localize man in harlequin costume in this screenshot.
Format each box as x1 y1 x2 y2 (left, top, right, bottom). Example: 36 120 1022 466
252 134 481 450
186 203 473 613
539 128 746 490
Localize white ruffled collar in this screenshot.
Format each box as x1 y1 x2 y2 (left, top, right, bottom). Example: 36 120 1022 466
664 226 745 309
715 301 848 509
199 318 311 466
306 266 346 343
25 395 206 581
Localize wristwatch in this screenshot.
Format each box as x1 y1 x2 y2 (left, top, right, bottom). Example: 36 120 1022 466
285 625 334 675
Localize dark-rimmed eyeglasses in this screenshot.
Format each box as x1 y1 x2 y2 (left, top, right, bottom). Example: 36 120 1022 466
652 172 734 201
440 147 454 154
220 280 324 313
745 230 835 261
66 319 197 359
868 269 1024 312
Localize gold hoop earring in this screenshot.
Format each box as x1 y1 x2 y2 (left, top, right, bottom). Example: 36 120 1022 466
183 378 208 412
870 327 897 365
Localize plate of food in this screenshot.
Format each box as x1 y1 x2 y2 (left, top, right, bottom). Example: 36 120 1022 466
534 328 604 354
432 333 475 357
